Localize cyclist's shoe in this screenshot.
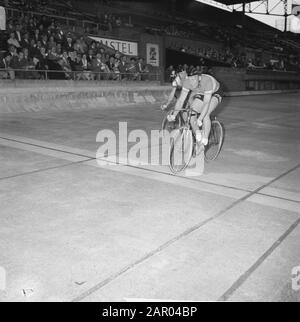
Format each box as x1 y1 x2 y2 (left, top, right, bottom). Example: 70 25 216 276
196 130 202 142
167 114 176 122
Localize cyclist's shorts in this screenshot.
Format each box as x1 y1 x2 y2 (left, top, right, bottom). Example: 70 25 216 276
213 87 223 104
193 88 223 104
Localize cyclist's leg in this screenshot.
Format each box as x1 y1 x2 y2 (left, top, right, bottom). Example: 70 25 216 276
190 97 203 139
202 96 219 144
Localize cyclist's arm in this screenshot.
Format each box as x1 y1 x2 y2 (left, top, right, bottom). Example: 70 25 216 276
173 87 190 115
162 76 181 109
165 87 177 106
198 92 212 123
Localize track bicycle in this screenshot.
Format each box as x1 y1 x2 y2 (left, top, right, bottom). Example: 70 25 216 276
166 103 224 174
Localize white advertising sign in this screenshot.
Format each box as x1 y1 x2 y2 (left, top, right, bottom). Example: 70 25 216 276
89 36 138 56
0 6 6 31
146 43 159 67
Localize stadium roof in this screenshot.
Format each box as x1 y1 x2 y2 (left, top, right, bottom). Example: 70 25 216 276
216 0 257 5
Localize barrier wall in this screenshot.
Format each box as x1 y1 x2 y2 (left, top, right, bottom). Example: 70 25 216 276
245 70 300 91
0 76 299 114
0 80 169 114
213 67 300 92
212 67 246 91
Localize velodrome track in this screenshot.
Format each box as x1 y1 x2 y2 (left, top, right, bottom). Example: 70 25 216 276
0 92 299 302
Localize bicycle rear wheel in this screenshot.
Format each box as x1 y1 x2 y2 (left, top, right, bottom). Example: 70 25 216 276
205 119 224 161
169 126 194 174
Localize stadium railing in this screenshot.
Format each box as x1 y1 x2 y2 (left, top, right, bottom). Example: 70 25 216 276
0 68 162 82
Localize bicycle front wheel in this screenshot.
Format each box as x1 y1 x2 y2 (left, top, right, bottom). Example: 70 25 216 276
205 119 224 162
169 126 194 174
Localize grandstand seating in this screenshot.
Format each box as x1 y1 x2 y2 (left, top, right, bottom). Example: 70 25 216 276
0 0 157 81
0 0 299 83
81 0 300 71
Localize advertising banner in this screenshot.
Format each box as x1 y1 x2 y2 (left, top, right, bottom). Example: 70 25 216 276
89 36 138 56
146 43 159 67
0 6 6 31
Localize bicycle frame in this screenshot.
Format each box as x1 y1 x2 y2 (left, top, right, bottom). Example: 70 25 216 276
176 106 199 137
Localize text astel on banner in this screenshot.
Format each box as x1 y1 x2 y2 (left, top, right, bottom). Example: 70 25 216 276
89 36 138 56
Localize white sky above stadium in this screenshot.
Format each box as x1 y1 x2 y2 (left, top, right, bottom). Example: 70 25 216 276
196 0 296 31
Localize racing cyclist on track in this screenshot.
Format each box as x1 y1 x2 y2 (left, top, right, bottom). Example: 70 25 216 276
167 71 223 152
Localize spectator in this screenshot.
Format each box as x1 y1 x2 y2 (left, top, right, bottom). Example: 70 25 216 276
0 54 15 79
56 43 62 56
74 52 85 80
89 41 97 56
91 52 103 80
87 49 94 64
103 53 110 65
29 39 39 58
35 46 48 78
106 55 115 70
55 30 64 45
33 29 40 43
80 53 92 80
127 57 138 80
6 20 14 36
118 55 129 80
21 32 30 49
59 50 72 79
9 50 20 75
106 55 119 80
47 56 65 80
7 32 21 49
41 34 48 48
14 24 23 43
16 51 28 78
116 17 122 27
63 35 73 53
8 45 18 59
115 51 121 61
91 52 109 80
47 36 56 51
77 37 87 54
27 18 36 35
47 46 60 61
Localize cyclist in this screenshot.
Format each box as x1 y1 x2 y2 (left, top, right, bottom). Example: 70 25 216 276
167 70 222 152
161 68 188 111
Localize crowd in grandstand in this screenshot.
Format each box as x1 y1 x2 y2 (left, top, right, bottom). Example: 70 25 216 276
169 41 300 71
1 0 124 32
0 2 151 80
145 16 300 72
0 0 299 82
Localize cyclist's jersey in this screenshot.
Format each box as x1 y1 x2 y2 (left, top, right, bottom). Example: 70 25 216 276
182 74 220 95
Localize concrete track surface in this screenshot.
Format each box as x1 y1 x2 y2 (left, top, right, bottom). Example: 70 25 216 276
0 93 299 302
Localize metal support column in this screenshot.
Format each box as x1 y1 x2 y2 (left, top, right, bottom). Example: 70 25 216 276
284 0 288 33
